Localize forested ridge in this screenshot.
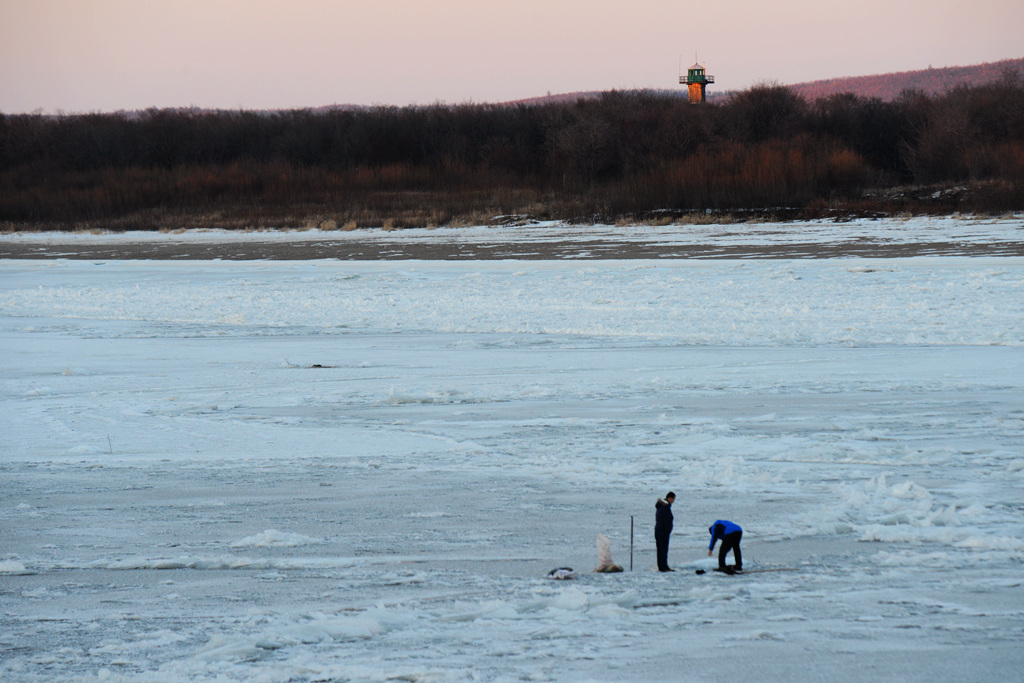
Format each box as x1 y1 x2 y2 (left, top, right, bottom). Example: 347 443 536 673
2 72 1023 231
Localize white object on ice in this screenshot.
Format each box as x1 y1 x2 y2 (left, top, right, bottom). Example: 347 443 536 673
546 567 578 580
595 533 623 573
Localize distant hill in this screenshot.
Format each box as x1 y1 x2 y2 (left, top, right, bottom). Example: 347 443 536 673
503 89 688 107
503 58 1024 107
268 59 1024 114
33 58 1024 118
507 91 604 106
785 57 1024 101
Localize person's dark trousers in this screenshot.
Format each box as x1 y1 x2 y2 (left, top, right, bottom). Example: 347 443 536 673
655 532 671 571
718 530 742 570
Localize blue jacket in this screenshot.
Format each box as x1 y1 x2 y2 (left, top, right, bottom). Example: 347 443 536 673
708 520 742 550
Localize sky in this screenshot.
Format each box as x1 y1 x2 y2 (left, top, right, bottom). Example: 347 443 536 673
1 0 1022 113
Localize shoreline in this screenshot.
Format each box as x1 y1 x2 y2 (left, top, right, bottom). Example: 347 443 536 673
5 238 1024 260
3 216 1023 260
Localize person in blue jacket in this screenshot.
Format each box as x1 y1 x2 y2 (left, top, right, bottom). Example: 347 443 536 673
708 520 742 572
654 492 676 572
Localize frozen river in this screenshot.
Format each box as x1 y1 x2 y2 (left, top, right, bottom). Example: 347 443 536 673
2 218 1024 681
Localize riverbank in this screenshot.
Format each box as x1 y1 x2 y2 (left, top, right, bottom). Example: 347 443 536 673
3 214 1023 260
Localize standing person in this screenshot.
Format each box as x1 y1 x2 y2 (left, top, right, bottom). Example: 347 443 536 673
708 520 742 573
654 492 676 572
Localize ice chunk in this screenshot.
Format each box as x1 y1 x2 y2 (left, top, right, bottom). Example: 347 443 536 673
230 529 322 548
0 560 33 575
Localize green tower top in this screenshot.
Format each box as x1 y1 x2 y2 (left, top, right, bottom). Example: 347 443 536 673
684 63 714 86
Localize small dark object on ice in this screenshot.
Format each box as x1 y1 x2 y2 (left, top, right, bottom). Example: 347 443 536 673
695 569 706 575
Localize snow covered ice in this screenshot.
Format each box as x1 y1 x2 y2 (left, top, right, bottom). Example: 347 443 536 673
2 217 1024 682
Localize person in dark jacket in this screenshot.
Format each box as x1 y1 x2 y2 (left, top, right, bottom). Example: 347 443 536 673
708 519 742 572
654 492 676 572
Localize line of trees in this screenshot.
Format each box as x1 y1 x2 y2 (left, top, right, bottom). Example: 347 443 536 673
2 72 1022 230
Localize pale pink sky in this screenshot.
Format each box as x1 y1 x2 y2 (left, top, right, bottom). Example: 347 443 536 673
2 0 1022 113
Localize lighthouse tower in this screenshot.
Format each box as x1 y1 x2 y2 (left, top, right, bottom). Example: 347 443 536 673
680 60 714 103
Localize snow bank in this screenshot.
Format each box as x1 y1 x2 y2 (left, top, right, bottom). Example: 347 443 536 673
82 555 360 571
794 473 1022 556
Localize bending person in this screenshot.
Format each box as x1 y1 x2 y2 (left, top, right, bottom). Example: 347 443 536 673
708 519 742 572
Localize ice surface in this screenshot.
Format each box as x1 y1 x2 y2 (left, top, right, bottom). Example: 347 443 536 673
2 221 1023 681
